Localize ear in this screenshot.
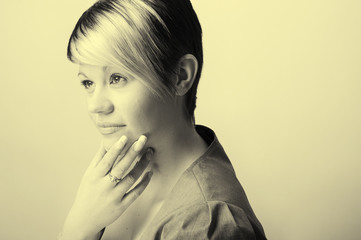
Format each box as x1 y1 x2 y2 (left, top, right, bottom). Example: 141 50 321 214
175 54 198 96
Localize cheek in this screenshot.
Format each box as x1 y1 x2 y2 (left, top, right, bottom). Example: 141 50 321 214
125 94 160 135
88 111 96 124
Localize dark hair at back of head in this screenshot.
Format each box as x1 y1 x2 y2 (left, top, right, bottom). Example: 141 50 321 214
151 0 203 122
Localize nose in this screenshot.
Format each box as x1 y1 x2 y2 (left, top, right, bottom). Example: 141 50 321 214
87 89 114 114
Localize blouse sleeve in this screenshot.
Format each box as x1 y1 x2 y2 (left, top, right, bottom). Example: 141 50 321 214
157 201 264 240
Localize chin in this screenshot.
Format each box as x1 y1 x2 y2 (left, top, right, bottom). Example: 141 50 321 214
102 137 117 151
101 133 125 151
103 141 113 152
101 133 139 152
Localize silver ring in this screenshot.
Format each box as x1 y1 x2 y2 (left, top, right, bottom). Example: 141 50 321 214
108 172 121 183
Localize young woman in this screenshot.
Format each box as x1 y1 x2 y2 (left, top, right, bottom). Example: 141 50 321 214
59 0 267 239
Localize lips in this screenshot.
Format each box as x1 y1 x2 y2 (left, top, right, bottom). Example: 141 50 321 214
97 123 126 135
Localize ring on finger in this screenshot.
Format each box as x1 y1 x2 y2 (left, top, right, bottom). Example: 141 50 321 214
108 172 122 183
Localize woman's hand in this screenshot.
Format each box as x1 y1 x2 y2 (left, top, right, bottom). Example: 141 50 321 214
59 135 153 240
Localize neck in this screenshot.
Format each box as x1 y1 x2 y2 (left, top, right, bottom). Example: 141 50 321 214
148 119 208 187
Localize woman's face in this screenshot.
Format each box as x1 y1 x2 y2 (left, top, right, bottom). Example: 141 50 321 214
78 64 177 151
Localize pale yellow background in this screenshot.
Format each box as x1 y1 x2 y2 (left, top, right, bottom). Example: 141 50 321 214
0 1 360 239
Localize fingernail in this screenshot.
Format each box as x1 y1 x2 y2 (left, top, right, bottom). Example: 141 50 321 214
117 135 128 146
133 135 147 152
146 148 153 161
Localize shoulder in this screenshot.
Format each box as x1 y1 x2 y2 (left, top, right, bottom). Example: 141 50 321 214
187 125 258 213
157 126 250 212
157 200 264 240
144 126 267 239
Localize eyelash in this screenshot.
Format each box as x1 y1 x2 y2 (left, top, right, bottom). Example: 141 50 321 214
110 74 127 85
80 74 127 91
81 80 93 89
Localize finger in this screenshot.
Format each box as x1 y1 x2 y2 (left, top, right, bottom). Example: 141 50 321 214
110 135 148 179
115 148 152 191
118 171 153 209
89 141 106 169
96 136 128 176
113 153 124 168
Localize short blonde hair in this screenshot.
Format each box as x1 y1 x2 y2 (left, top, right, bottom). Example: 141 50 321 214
67 0 203 120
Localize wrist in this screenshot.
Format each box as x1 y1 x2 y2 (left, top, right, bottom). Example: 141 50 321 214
60 226 102 240
61 212 101 240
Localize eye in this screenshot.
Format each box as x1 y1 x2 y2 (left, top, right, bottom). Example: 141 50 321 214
80 80 95 91
109 73 127 87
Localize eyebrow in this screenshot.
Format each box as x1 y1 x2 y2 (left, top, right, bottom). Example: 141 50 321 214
78 72 88 78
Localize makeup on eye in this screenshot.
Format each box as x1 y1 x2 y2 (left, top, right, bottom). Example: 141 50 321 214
80 80 95 89
109 73 128 87
78 72 128 92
